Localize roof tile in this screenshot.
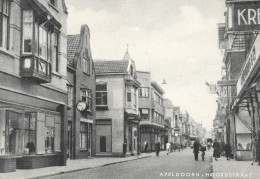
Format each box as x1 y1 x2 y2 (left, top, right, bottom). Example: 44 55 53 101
67 34 81 67
94 60 129 74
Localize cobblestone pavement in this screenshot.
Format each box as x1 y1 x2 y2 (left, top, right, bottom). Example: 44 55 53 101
213 155 260 179
45 148 212 179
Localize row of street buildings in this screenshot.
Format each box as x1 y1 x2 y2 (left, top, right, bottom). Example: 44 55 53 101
0 0 205 172
213 0 260 161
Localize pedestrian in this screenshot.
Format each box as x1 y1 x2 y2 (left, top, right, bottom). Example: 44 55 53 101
180 142 183 150
200 141 207 161
224 142 232 160
155 140 161 157
256 137 260 166
213 139 221 161
166 142 171 155
144 141 148 153
251 134 257 165
193 138 200 161
220 139 225 156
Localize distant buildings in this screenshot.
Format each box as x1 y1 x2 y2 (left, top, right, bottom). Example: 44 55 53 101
137 71 166 151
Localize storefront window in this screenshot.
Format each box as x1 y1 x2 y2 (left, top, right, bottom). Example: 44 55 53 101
5 111 36 155
236 133 251 151
45 127 54 153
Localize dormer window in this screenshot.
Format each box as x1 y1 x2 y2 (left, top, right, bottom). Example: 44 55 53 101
130 65 134 77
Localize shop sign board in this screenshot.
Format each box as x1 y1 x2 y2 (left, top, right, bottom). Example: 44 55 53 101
237 35 260 96
233 2 260 31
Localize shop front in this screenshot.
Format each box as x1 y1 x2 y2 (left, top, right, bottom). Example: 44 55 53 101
140 124 167 151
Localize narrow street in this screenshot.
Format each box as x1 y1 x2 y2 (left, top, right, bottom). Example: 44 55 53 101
44 149 213 179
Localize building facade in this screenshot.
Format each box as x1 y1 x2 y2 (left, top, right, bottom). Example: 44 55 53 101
94 51 140 157
67 25 96 159
0 0 68 169
164 99 175 144
215 0 260 161
137 71 166 151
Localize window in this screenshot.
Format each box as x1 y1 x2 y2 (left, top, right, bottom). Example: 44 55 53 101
45 127 54 153
67 85 73 107
5 111 36 155
175 115 178 127
154 92 163 105
83 53 90 74
96 84 107 106
0 0 9 49
53 32 59 72
151 109 154 121
81 89 92 111
139 109 149 120
80 122 87 149
139 88 149 97
133 89 136 109
23 10 33 53
127 92 131 102
21 8 60 77
39 26 48 59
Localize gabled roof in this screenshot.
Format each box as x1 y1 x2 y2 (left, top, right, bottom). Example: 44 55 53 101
67 34 81 67
164 99 174 109
94 60 129 74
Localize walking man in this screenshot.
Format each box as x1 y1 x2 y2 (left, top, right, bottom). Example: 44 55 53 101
200 141 207 161
193 138 200 161
155 140 161 157
166 142 171 155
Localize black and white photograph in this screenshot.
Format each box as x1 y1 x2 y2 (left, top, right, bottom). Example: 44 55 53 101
0 0 260 178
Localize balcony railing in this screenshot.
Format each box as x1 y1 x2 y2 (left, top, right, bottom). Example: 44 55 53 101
20 55 51 83
237 34 259 96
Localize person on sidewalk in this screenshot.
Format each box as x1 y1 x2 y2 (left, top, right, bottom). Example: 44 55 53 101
220 139 225 156
193 138 200 161
155 140 161 157
224 142 232 160
144 141 148 153
255 137 260 166
166 142 171 155
213 139 220 161
200 141 207 161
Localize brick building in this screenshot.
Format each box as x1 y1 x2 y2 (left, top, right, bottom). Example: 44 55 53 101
67 25 96 159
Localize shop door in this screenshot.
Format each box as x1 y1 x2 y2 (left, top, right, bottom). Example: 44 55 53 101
100 136 106 152
88 124 92 156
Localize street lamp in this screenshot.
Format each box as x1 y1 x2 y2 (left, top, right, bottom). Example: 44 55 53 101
162 79 167 85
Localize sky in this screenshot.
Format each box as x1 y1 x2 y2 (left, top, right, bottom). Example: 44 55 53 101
66 0 226 131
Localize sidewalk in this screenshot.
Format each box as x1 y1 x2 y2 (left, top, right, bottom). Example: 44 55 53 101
0 151 168 179
212 156 260 179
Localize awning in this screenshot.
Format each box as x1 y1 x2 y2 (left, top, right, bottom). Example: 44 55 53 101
125 112 141 123
140 124 168 131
